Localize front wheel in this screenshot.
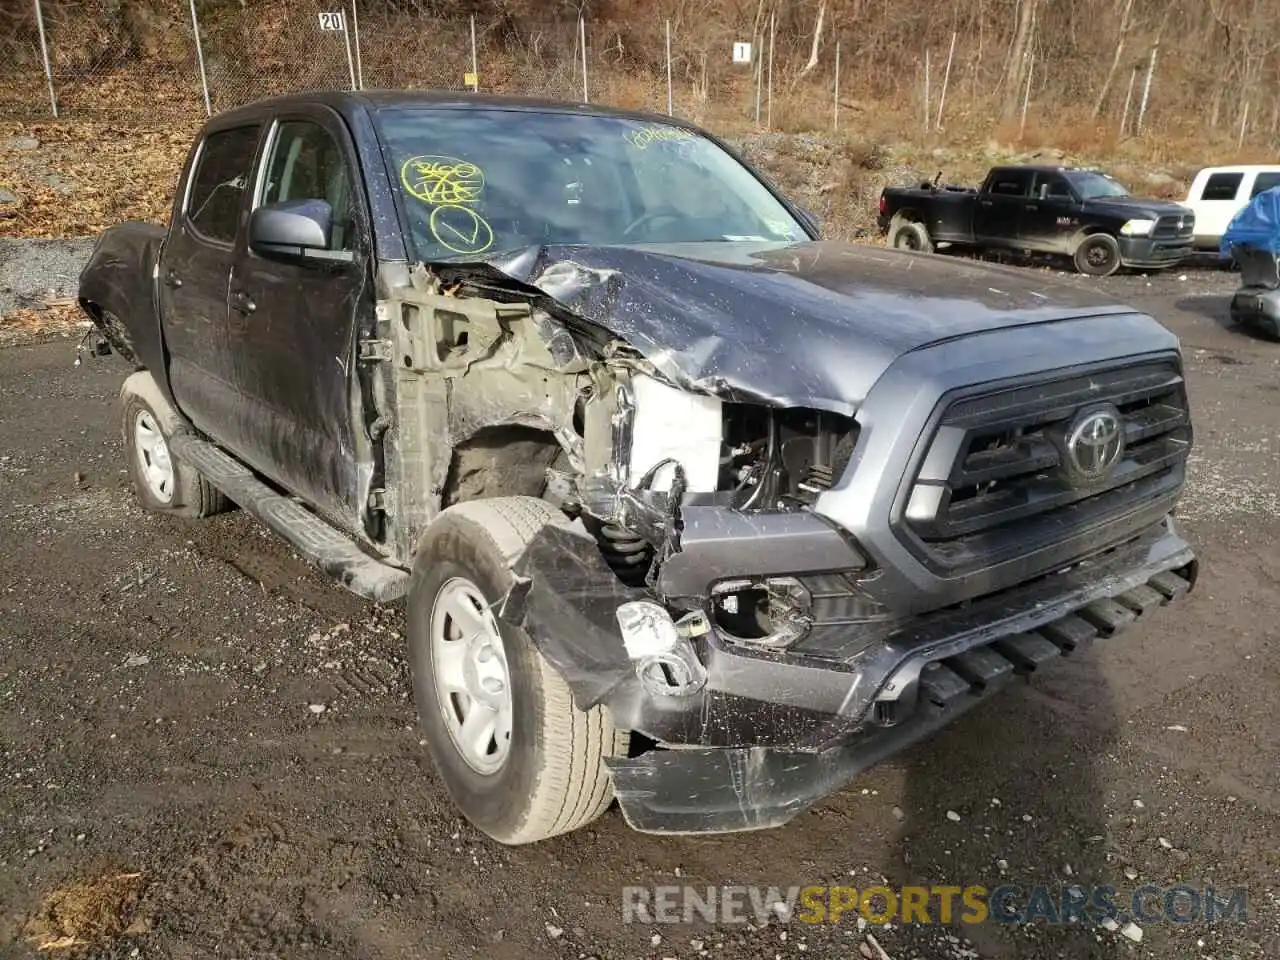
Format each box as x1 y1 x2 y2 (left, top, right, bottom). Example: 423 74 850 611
406 497 628 844
1073 233 1122 277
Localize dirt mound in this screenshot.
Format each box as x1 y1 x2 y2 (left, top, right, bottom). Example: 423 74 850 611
24 870 148 952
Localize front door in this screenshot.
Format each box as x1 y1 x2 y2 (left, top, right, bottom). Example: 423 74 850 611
226 110 371 531
1023 172 1080 252
160 122 263 437
973 169 1033 247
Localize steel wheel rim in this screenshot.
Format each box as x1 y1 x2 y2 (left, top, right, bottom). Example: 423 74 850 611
1087 243 1111 267
430 577 513 775
133 410 175 504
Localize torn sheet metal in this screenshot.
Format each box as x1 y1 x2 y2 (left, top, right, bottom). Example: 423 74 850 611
453 240 1138 416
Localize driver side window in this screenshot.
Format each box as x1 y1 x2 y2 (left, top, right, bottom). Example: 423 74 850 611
260 120 357 251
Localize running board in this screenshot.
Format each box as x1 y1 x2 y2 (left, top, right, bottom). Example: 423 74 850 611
169 433 409 603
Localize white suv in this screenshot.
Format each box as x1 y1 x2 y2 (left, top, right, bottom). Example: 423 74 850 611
1184 165 1280 251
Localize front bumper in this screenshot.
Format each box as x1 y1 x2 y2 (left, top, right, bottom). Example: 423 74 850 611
1117 235 1192 268
510 516 1196 835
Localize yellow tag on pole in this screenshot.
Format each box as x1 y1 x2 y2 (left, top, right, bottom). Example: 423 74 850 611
464 72 478 89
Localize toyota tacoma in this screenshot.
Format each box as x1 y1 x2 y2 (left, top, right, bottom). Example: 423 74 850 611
879 164 1195 276
78 92 1198 843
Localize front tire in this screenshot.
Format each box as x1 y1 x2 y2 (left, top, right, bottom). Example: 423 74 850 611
1073 233 1122 277
407 497 628 844
122 394 227 518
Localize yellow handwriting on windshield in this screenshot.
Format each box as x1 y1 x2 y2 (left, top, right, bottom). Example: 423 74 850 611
429 204 494 256
624 126 697 151
401 155 485 206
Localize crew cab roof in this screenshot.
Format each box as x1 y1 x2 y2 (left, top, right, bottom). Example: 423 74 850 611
205 89 693 130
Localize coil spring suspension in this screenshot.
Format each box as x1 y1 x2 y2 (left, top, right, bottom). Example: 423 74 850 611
593 521 654 587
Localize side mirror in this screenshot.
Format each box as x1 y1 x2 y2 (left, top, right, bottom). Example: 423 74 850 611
795 205 822 238
248 199 353 263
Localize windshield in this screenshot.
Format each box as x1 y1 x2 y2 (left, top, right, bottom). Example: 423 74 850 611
1064 170 1130 200
374 107 808 261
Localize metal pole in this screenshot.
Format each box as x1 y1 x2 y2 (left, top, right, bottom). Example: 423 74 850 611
470 14 478 91
833 40 840 131
923 49 930 133
1238 100 1250 148
579 16 588 103
33 0 58 119
1119 64 1137 136
766 11 774 129
342 11 357 91
754 32 762 124
936 30 956 130
186 0 211 116
351 0 363 89
1136 44 1157 134
1020 54 1033 137
665 19 673 116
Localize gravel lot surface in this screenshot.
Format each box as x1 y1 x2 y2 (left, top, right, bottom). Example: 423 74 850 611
1 257 1277 960
0 237 97 314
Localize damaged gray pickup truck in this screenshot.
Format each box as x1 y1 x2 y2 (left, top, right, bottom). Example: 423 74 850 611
79 91 1198 844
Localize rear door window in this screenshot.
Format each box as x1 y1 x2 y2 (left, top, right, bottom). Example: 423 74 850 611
186 125 261 244
1250 172 1280 198
988 171 1033 197
1200 172 1244 202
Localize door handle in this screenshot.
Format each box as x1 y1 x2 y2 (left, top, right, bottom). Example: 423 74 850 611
979 200 993 207
164 270 182 289
231 291 256 315
1026 203 1039 210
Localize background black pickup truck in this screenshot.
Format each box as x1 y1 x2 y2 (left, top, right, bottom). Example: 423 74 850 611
878 165 1196 277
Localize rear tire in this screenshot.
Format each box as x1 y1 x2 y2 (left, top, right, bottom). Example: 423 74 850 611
407 496 628 844
1073 233 1122 277
122 393 228 518
890 218 935 254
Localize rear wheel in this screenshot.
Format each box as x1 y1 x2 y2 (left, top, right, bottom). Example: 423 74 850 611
890 218 934 254
1073 233 1122 277
407 496 628 844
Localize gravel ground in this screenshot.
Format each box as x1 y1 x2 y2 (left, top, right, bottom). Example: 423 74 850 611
0 255 1278 960
0 237 96 314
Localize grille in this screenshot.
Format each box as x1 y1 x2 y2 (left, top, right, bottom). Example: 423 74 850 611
901 359 1191 574
1153 213 1194 239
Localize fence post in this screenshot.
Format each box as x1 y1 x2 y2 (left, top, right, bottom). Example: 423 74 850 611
1238 100 1250 149
470 15 478 91
665 19 673 116
832 40 839 132
351 1 363 89
754 32 762 124
579 16 588 102
187 0 211 116
923 49 930 133
766 12 774 129
342 11 357 91
33 0 58 118
1136 43 1157 134
1020 55 1033 137
935 30 956 130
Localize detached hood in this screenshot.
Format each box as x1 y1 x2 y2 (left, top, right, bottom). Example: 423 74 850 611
477 241 1139 416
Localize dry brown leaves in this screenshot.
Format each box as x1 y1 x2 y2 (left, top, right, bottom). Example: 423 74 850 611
23 870 149 951
0 118 199 239
0 298 90 348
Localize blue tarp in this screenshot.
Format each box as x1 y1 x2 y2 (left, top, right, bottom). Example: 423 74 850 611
1221 185 1280 258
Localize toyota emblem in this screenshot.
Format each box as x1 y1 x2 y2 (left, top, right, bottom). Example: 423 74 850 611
1064 406 1125 483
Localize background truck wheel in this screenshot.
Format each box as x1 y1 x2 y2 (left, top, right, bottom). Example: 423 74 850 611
1073 233 1122 277
406 496 629 845
122 393 228 518
890 218 934 254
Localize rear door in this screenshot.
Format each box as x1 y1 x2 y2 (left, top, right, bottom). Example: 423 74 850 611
1193 171 1246 241
224 107 371 530
160 122 263 436
1023 171 1079 252
973 169 1032 246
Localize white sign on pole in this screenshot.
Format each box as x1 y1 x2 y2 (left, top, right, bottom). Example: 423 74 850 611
732 42 752 64
318 11 346 30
